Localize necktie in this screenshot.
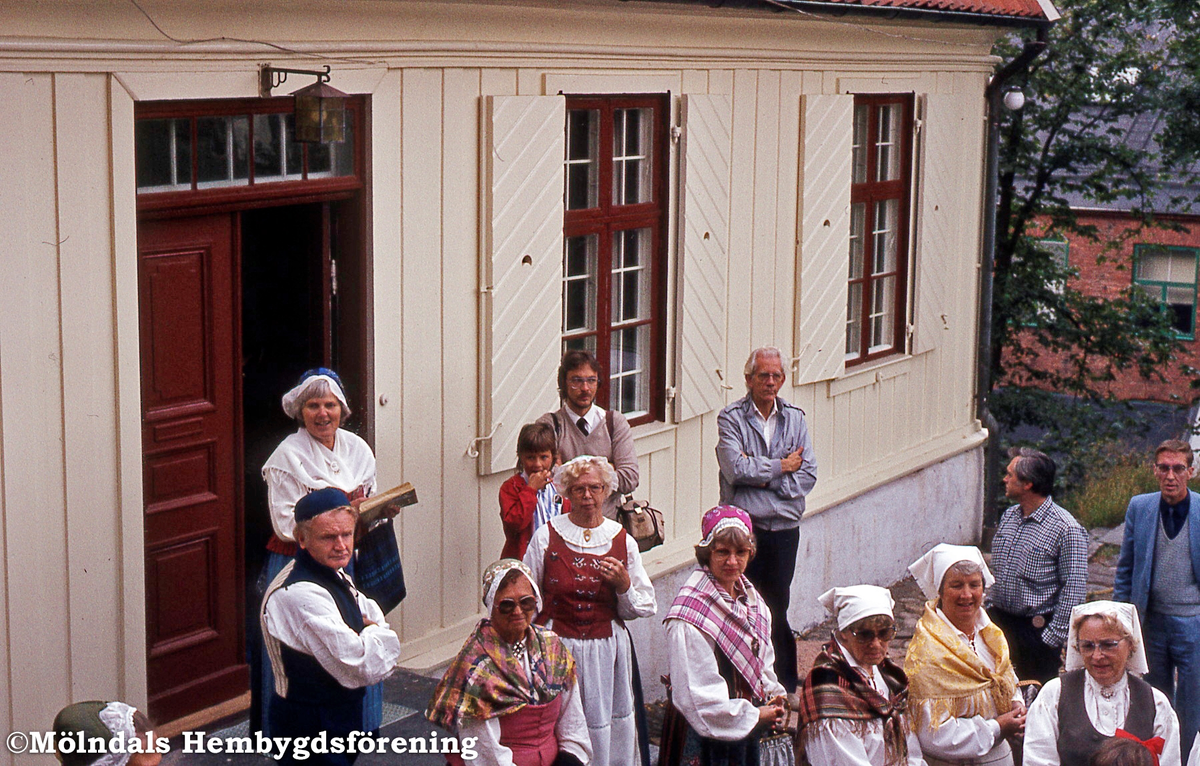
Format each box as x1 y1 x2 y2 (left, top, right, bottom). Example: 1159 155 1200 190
577 417 589 436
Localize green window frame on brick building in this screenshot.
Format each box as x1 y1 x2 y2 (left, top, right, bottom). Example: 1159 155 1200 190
1133 244 1199 340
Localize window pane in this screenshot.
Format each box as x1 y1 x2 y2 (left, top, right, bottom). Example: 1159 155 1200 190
563 234 598 334
564 335 597 355
872 199 898 274
846 283 862 358
612 229 650 324
611 325 649 417
254 113 303 182
849 203 866 279
1137 251 1172 282
875 104 901 182
136 118 192 192
869 276 896 352
566 109 599 210
852 105 868 185
613 108 653 205
1167 285 1196 334
196 115 250 189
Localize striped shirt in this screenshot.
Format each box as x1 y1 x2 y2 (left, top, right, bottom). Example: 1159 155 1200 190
986 496 1088 647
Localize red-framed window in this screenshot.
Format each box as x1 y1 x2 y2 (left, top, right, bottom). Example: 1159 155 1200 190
846 94 914 365
562 94 669 424
134 96 366 214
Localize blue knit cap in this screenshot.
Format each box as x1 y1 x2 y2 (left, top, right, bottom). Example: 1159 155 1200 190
295 487 353 522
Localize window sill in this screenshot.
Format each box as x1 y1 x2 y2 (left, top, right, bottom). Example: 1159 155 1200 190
827 349 931 397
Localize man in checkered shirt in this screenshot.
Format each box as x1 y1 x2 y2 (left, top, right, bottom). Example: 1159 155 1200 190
986 447 1088 683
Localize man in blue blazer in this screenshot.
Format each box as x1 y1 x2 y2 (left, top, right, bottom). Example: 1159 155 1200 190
1114 438 1200 758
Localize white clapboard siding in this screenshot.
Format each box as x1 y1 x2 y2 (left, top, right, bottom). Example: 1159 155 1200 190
793 94 853 385
913 93 955 354
676 94 733 422
480 95 565 474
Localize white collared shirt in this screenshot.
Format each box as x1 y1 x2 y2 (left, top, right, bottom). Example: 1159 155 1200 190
568 404 605 436
751 399 780 447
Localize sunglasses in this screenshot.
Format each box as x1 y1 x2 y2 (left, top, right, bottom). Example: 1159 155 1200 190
496 596 538 615
849 626 896 643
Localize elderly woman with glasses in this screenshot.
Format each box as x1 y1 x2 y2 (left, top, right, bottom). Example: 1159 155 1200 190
1024 601 1180 766
427 559 591 766
523 455 657 766
798 585 925 766
904 544 1026 766
659 506 789 766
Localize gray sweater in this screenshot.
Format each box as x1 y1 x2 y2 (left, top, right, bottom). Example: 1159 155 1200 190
538 404 639 519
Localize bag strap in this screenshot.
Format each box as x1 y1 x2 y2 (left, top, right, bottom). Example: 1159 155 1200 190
551 411 561 441
606 407 614 439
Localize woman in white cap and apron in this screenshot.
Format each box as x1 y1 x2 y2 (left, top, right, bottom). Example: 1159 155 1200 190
258 367 378 734
798 584 926 766
904 544 1026 766
1024 600 1180 766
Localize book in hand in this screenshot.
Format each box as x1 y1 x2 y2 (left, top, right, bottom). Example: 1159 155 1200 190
358 482 417 527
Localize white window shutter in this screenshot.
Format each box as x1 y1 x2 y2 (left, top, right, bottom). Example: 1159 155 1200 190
913 94 952 354
675 94 733 422
793 94 853 385
480 95 565 475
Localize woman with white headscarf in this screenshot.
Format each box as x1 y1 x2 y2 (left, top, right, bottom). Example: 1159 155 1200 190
427 559 591 766
904 544 1025 766
1024 601 1180 766
258 367 379 734
798 585 926 766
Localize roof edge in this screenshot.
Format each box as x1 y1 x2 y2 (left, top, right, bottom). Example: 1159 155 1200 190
625 0 1058 29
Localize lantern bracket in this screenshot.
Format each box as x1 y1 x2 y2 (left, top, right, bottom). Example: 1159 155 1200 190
259 64 332 98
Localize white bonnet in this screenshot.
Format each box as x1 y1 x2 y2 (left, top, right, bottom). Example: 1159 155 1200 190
907 543 995 601
819 585 896 631
1065 600 1149 675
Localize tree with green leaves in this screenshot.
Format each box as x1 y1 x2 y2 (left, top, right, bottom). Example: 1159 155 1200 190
988 0 1200 488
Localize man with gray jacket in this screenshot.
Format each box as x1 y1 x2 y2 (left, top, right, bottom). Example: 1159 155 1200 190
716 346 817 691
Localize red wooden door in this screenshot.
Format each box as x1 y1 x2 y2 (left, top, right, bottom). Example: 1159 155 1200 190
138 214 247 722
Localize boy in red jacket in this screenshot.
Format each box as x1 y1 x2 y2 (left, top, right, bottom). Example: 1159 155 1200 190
499 422 569 559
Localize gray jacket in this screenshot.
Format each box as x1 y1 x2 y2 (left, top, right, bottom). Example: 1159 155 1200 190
716 394 817 531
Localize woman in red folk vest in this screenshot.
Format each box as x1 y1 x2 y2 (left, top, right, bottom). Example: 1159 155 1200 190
427 559 591 766
523 455 658 766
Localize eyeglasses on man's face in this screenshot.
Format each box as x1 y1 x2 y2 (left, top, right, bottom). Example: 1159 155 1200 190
1155 463 1190 476
567 376 600 389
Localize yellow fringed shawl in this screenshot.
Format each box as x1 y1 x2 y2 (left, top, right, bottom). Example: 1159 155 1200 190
903 602 1017 732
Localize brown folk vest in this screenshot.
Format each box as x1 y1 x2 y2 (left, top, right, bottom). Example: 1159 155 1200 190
1056 669 1155 766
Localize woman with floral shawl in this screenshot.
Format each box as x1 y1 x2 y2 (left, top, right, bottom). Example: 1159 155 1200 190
798 585 925 766
427 559 591 766
660 505 789 766
904 544 1026 766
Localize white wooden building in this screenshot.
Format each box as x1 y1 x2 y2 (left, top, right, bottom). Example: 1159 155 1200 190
0 0 1055 749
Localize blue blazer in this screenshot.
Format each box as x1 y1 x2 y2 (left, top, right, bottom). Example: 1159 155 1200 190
1113 489 1200 615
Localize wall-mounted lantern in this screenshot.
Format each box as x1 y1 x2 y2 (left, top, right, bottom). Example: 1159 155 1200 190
259 64 349 143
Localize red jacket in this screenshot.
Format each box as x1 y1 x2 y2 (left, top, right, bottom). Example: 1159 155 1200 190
499 473 569 560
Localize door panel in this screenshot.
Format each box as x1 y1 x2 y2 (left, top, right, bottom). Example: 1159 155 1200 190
138 214 246 722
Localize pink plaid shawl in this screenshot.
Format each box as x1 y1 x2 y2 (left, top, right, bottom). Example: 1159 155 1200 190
664 567 773 702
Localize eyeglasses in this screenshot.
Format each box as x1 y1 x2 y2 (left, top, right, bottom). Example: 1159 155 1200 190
1078 638 1125 655
496 596 538 615
1155 463 1190 475
569 483 608 496
567 376 600 388
849 626 896 643
753 372 784 382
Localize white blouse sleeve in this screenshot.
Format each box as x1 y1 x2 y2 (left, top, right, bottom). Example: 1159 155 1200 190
914 701 1000 761
556 679 593 764
1153 687 1182 766
264 468 308 542
665 620 760 741
804 719 876 766
1188 732 1200 766
616 540 657 620
263 582 400 688
1022 678 1062 766
522 526 550 586
457 717 513 766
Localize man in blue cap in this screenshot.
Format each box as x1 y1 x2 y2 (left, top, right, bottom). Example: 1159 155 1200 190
261 488 401 765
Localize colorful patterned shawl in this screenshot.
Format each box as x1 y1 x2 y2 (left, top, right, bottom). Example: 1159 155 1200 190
797 637 911 766
664 568 773 702
426 620 575 732
904 603 1017 731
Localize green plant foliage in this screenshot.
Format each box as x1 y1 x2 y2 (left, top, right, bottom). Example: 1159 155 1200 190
1060 448 1162 529
989 0 1200 472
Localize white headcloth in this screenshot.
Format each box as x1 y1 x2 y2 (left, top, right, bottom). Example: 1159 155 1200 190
1065 600 1149 675
819 584 895 631
907 543 995 601
481 558 543 615
95 702 138 766
281 374 349 419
